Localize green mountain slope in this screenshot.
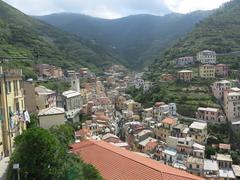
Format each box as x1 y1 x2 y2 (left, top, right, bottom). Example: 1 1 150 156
37 11 210 69
152 0 240 71
0 0 120 73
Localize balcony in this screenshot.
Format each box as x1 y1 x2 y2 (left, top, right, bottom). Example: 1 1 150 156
14 90 24 99
0 67 23 78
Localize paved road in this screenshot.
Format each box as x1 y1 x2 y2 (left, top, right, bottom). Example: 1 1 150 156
0 157 10 180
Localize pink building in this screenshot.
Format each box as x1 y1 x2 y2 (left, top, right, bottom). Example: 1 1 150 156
215 64 228 77
196 107 225 123
35 64 51 77
161 74 174 81
175 56 194 67
35 64 63 78
212 80 231 101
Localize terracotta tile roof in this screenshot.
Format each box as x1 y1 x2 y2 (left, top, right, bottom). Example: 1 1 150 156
145 140 158 150
96 115 109 121
219 143 231 150
162 117 177 125
75 128 91 137
70 140 203 180
155 102 165 107
99 97 111 105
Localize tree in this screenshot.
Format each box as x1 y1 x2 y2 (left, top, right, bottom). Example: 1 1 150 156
26 113 39 129
50 124 74 147
8 126 103 180
205 146 217 159
8 128 65 179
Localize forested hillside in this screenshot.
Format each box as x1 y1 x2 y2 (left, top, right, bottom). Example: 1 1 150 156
150 0 240 75
0 0 120 74
38 11 210 69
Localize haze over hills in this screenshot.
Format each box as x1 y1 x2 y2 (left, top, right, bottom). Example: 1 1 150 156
151 0 240 71
0 0 121 73
37 11 211 69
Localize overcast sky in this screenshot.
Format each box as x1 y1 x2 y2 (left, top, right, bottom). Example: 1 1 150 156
3 0 231 19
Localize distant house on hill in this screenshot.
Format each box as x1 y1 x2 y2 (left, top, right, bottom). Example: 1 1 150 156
197 50 216 64
175 56 194 67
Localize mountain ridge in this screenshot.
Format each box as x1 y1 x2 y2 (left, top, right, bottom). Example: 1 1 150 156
37 11 211 69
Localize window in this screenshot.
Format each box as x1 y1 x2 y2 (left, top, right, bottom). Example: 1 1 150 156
9 106 12 113
197 165 199 169
13 80 18 96
19 80 23 89
6 81 11 93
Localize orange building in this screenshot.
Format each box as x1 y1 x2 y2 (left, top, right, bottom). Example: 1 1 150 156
177 70 193 82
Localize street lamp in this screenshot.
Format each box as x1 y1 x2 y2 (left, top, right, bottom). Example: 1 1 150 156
13 163 20 180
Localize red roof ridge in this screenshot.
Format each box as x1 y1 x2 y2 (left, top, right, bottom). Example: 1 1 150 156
69 140 95 150
71 140 203 180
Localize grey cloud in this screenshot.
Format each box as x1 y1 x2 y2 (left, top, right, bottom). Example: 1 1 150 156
3 0 172 18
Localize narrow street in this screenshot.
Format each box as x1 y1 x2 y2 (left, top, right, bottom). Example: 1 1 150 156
0 157 10 180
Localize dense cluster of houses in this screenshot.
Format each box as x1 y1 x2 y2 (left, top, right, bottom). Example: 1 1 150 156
31 62 240 179
1 59 240 179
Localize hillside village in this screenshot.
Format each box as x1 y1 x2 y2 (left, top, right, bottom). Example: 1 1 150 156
1 48 240 179
1 0 240 179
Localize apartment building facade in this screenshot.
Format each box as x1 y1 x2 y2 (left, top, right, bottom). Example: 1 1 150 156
0 66 26 159
197 50 216 64
199 64 215 79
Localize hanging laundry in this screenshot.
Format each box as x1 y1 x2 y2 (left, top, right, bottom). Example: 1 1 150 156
23 110 30 122
10 116 15 129
9 111 14 117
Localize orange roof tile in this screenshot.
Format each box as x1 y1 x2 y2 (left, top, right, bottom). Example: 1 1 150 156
162 117 177 125
75 128 90 137
155 102 165 107
219 143 231 150
96 115 109 121
145 141 158 150
70 140 203 180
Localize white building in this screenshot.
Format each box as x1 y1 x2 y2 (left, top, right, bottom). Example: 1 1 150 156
154 103 177 121
204 159 219 179
134 77 144 89
143 81 152 92
60 90 83 122
197 50 216 64
70 74 81 92
162 147 177 165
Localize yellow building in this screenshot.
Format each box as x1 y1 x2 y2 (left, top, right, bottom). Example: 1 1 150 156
188 122 207 145
0 66 26 158
154 117 178 141
123 100 141 113
115 95 126 110
199 64 215 79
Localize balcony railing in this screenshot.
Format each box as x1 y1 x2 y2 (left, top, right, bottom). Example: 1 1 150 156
0 67 23 77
